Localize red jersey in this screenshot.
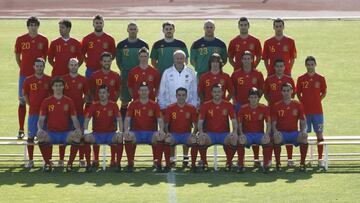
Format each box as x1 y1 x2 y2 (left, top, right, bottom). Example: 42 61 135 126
198 72 234 102
262 36 297 75
39 96 76 131
237 104 270 133
127 66 161 101
89 70 121 102
272 100 305 132
296 73 327 114
228 34 262 70
165 103 197 133
264 74 296 107
63 74 89 116
231 69 264 105
81 32 116 71
85 101 121 133
126 100 161 131
22 74 51 115
48 37 83 76
199 100 235 133
15 33 48 76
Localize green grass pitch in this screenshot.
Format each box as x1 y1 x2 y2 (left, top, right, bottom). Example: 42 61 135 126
0 19 360 202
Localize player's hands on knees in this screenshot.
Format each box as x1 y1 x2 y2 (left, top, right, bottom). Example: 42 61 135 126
273 131 283 145
238 133 246 145
154 131 165 142
189 133 197 145
228 132 238 146
36 129 48 142
197 132 207 146
83 131 95 143
298 132 308 144
115 132 123 144
261 134 271 145
124 131 134 142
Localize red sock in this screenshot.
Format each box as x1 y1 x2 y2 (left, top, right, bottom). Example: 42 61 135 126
237 145 245 167
190 145 199 167
199 147 208 165
263 145 272 167
93 144 100 161
317 138 324 160
110 145 117 163
225 145 236 166
27 145 34 160
286 145 293 160
300 144 308 165
151 145 156 163
84 144 91 166
116 144 123 165
79 144 85 160
252 145 260 160
164 144 171 166
59 145 66 161
274 145 281 165
39 144 50 164
18 104 26 131
153 143 163 166
269 145 273 161
125 143 136 166
67 145 79 165
49 144 53 160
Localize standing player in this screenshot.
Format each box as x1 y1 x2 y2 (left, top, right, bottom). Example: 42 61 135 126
89 52 120 167
228 17 262 71
164 87 198 172
158 50 198 166
22 58 51 168
37 77 82 172
123 82 164 172
116 22 149 119
48 19 83 77
262 18 297 76
231 51 264 166
128 47 160 101
15 16 48 139
83 85 123 172
237 88 272 173
190 20 227 78
150 21 189 75
198 53 234 103
63 58 90 167
197 84 238 171
297 56 327 167
82 14 116 78
264 59 296 166
272 83 308 171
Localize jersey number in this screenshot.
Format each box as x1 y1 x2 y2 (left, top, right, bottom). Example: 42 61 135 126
278 110 285 117
21 42 30 50
199 47 208 56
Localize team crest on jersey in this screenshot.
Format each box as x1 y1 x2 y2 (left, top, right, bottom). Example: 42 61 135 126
222 109 228 115
148 75 154 81
103 42 109 49
249 43 255 50
110 80 115 86
107 110 113 116
148 110 154 116
63 104 69 111
315 81 320 88
77 83 83 90
185 112 191 119
252 77 257 84
270 83 277 91
283 45 289 52
292 109 298 116
258 113 264 120
70 46 76 53
37 43 44 50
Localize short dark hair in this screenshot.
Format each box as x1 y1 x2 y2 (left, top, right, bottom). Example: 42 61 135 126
281 82 293 90
162 21 175 29
93 14 104 22
59 19 72 29
99 84 109 92
274 58 285 67
241 50 253 59
176 87 187 95
305 56 317 64
101 52 112 60
208 53 224 71
238 17 249 25
128 22 137 27
211 83 222 91
27 16 40 26
248 87 260 97
273 18 285 26
34 58 45 66
51 76 65 87
138 47 149 55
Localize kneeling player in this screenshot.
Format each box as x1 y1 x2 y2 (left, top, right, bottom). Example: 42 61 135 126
37 77 81 172
123 82 165 172
164 87 198 172
237 87 271 173
272 83 308 171
197 84 238 171
83 85 123 172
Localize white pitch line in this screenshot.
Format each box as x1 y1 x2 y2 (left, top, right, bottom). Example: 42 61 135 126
166 171 177 203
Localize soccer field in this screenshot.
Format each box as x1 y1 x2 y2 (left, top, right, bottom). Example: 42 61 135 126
0 19 360 202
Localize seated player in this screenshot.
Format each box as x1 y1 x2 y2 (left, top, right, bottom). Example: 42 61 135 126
123 82 165 172
197 84 238 171
164 87 198 172
22 58 51 168
37 77 82 172
83 85 123 172
272 83 308 171
237 87 272 173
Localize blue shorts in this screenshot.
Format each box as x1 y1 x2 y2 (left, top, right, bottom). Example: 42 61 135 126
133 131 155 144
93 132 116 144
245 133 264 148
85 67 95 78
48 131 70 145
208 132 228 145
172 133 191 145
28 115 39 138
19 75 26 98
281 131 300 147
234 102 242 113
306 114 324 133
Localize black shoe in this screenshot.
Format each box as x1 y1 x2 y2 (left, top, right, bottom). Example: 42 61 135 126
170 161 176 168
276 164 282 172
85 166 92 173
43 164 52 172
153 165 162 173
190 166 197 173
17 131 25 139
116 165 122 172
66 164 74 172
224 164 232 172
163 166 171 173
92 161 99 168
299 164 306 172
182 157 189 168
253 160 261 168
262 166 270 174
236 166 245 173
203 164 209 172
126 165 134 173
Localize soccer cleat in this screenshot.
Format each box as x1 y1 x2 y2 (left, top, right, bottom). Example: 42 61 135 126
287 160 295 168
224 163 232 172
182 157 189 168
79 160 86 168
202 164 209 172
299 164 306 172
85 166 92 173
275 164 282 172
153 165 162 173
17 131 25 139
110 160 116 167
163 166 171 173
66 164 74 172
25 160 34 168
92 160 99 168
318 160 325 168
58 160 64 167
170 161 176 168
43 164 53 172
267 160 272 168
126 165 134 173
262 166 270 174
253 160 261 168
236 166 245 173
116 165 122 173
190 166 197 173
